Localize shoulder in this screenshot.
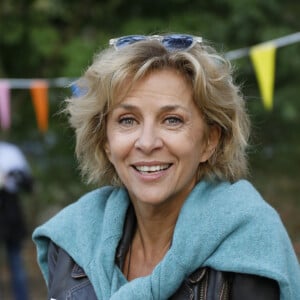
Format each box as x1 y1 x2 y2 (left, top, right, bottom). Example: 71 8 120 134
194 179 284 240
32 186 120 283
32 186 119 251
68 186 116 216
52 186 115 221
226 180 280 220
203 179 263 200
203 179 278 215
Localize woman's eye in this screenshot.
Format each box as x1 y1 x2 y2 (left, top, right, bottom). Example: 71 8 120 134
165 116 183 126
118 117 136 126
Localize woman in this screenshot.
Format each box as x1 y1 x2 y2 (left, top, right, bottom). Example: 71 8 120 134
33 34 300 299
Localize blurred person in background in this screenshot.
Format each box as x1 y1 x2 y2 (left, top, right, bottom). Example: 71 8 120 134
33 34 300 299
0 141 33 300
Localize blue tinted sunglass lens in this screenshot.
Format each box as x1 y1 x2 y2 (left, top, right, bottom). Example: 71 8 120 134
162 34 194 50
115 35 147 48
112 34 200 50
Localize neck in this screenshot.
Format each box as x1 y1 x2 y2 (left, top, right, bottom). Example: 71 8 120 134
134 218 174 260
123 201 181 280
125 221 174 281
132 200 181 257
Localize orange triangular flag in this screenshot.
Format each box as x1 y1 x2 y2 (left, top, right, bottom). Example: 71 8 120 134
250 42 276 110
30 80 49 132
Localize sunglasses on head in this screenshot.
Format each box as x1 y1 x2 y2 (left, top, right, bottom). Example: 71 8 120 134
109 34 203 51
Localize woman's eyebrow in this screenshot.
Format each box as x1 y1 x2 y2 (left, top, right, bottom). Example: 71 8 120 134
115 103 188 112
117 103 137 110
159 105 187 113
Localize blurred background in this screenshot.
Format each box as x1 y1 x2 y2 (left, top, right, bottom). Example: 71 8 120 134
0 0 299 298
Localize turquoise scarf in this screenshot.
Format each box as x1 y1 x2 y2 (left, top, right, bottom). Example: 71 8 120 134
33 180 300 299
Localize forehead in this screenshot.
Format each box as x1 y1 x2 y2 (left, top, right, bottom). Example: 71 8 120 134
113 69 193 105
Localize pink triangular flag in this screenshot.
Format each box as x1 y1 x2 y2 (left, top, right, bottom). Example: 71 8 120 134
0 80 11 130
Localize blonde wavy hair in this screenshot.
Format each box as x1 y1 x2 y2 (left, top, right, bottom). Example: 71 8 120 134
65 37 250 186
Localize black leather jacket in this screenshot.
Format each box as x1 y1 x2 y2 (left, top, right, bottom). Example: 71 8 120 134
47 205 279 300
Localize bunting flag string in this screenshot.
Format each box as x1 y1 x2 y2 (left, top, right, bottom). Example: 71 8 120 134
224 32 300 60
0 32 299 132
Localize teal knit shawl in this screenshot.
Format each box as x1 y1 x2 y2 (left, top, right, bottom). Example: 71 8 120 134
33 180 300 299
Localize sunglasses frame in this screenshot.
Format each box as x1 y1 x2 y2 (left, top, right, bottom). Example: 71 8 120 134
109 34 203 51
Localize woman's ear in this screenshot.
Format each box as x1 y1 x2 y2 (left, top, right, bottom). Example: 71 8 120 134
200 125 221 163
104 142 111 161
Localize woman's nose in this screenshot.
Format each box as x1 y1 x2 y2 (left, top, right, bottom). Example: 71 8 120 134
134 123 163 153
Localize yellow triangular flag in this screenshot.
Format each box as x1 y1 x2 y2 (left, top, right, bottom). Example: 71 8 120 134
250 42 276 110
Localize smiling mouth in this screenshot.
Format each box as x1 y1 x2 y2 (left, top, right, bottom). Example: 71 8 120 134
133 164 172 173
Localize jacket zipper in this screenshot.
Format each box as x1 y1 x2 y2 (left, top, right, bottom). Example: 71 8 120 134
198 273 208 300
220 279 230 300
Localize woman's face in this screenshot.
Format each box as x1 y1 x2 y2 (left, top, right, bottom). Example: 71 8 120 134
105 69 218 209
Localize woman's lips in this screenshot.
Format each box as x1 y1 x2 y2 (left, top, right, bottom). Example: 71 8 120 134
134 164 172 173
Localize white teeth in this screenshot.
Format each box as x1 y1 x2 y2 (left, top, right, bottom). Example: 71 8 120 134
135 164 170 172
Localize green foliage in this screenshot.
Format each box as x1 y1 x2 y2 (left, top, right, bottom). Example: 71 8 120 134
30 27 60 57
61 37 98 76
